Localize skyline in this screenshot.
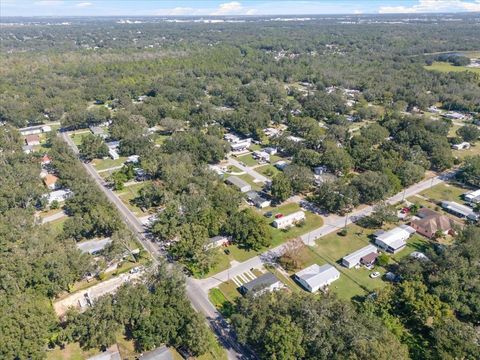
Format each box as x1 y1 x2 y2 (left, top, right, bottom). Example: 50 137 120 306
1 0 480 17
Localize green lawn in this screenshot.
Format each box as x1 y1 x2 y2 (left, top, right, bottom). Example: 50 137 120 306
419 182 467 203
236 173 263 191
453 143 480 159
47 343 97 360
256 164 280 178
391 235 432 262
236 153 259 167
115 181 151 216
70 132 89 146
92 157 127 171
425 62 480 74
154 134 169 145
227 165 243 173
47 217 67 235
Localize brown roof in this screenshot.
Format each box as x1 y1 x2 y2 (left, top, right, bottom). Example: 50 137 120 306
25 134 40 144
360 252 378 264
411 212 452 234
43 174 58 187
416 207 439 219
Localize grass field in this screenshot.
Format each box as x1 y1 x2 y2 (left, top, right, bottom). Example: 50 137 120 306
236 153 259 167
115 181 151 216
419 182 467 203
425 62 480 74
236 173 263 191
92 157 127 171
453 143 480 159
70 132 89 146
256 164 280 178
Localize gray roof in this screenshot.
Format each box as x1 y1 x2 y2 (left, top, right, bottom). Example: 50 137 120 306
140 346 174 360
342 244 378 265
241 273 280 293
295 264 340 289
87 350 121 360
90 126 106 135
226 176 251 190
441 201 475 217
76 238 112 254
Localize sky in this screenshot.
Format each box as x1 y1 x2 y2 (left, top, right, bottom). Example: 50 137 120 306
1 0 480 17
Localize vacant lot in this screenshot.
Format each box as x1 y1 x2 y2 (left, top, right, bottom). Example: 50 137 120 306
92 157 127 171
420 182 467 203
425 61 480 74
236 153 259 167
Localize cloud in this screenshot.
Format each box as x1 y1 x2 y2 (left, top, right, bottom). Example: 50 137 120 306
353 9 363 14
34 0 63 5
379 0 480 13
76 2 92 7
211 1 244 15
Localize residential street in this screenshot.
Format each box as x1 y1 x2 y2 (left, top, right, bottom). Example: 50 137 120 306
60 132 249 360
228 156 269 183
40 210 67 224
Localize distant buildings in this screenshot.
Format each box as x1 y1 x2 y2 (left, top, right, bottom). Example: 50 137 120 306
224 133 252 152
341 244 378 269
410 208 453 239
374 225 415 253
240 273 283 295
294 264 340 293
225 176 252 193
272 211 305 229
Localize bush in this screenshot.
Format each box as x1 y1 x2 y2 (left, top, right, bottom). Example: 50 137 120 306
377 253 390 266
338 228 348 236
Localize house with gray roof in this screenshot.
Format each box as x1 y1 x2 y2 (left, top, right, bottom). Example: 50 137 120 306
240 273 283 295
294 264 340 293
225 176 251 193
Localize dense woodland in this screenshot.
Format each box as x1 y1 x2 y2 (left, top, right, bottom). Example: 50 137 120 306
1 14 480 359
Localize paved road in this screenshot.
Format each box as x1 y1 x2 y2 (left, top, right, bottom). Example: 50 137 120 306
61 132 248 360
228 157 269 183
40 210 67 224
199 170 456 290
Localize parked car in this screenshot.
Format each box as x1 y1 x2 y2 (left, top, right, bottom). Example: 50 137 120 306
264 211 273 218
275 213 284 219
224 249 231 255
370 271 381 278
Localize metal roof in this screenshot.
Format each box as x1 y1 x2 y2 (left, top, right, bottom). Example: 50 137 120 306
241 273 280 293
295 264 340 289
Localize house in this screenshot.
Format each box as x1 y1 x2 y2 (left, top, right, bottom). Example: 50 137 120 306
206 235 229 249
263 128 281 138
441 201 478 220
361 252 379 267
313 165 328 175
294 264 340 293
230 139 251 152
240 273 283 295
40 154 51 165
137 95 148 102
246 191 271 208
443 111 466 120
87 345 121 360
43 174 59 190
272 211 305 229
106 141 120 149
77 238 112 255
108 148 120 160
410 208 453 239
140 345 174 360
341 244 378 269
25 134 40 146
274 160 288 171
263 147 278 155
224 133 241 143
20 125 51 136
464 189 480 204
90 126 107 139
287 135 304 143
452 142 470 150
225 176 252 193
252 150 270 163
127 155 139 163
374 225 415 253
44 189 72 204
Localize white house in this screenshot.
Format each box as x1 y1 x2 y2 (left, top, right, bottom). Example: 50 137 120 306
452 142 470 150
225 176 252 193
44 189 72 204
341 244 378 269
246 191 271 208
274 160 288 170
272 211 305 229
206 235 229 249
20 125 52 136
374 225 415 253
443 111 466 120
294 264 340 293
252 150 270 163
464 189 480 204
313 165 328 175
108 148 120 160
77 238 112 255
263 147 278 155
230 139 251 152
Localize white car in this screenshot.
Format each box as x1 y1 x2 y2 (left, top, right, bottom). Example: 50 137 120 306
370 271 381 278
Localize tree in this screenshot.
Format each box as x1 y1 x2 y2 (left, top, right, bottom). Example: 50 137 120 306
457 125 480 143
352 171 392 204
263 316 305 360
133 182 166 209
431 318 480 360
278 238 305 271
321 142 353 175
360 123 389 145
358 202 398 228
270 173 292 202
377 253 390 266
224 209 272 250
79 134 109 161
310 180 359 215
458 155 480 187
395 161 425 187
284 164 314 194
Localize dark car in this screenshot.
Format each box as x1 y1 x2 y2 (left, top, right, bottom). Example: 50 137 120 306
264 211 273 218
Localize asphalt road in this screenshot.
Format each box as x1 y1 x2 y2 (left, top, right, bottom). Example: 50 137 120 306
61 132 249 360
228 156 269 183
